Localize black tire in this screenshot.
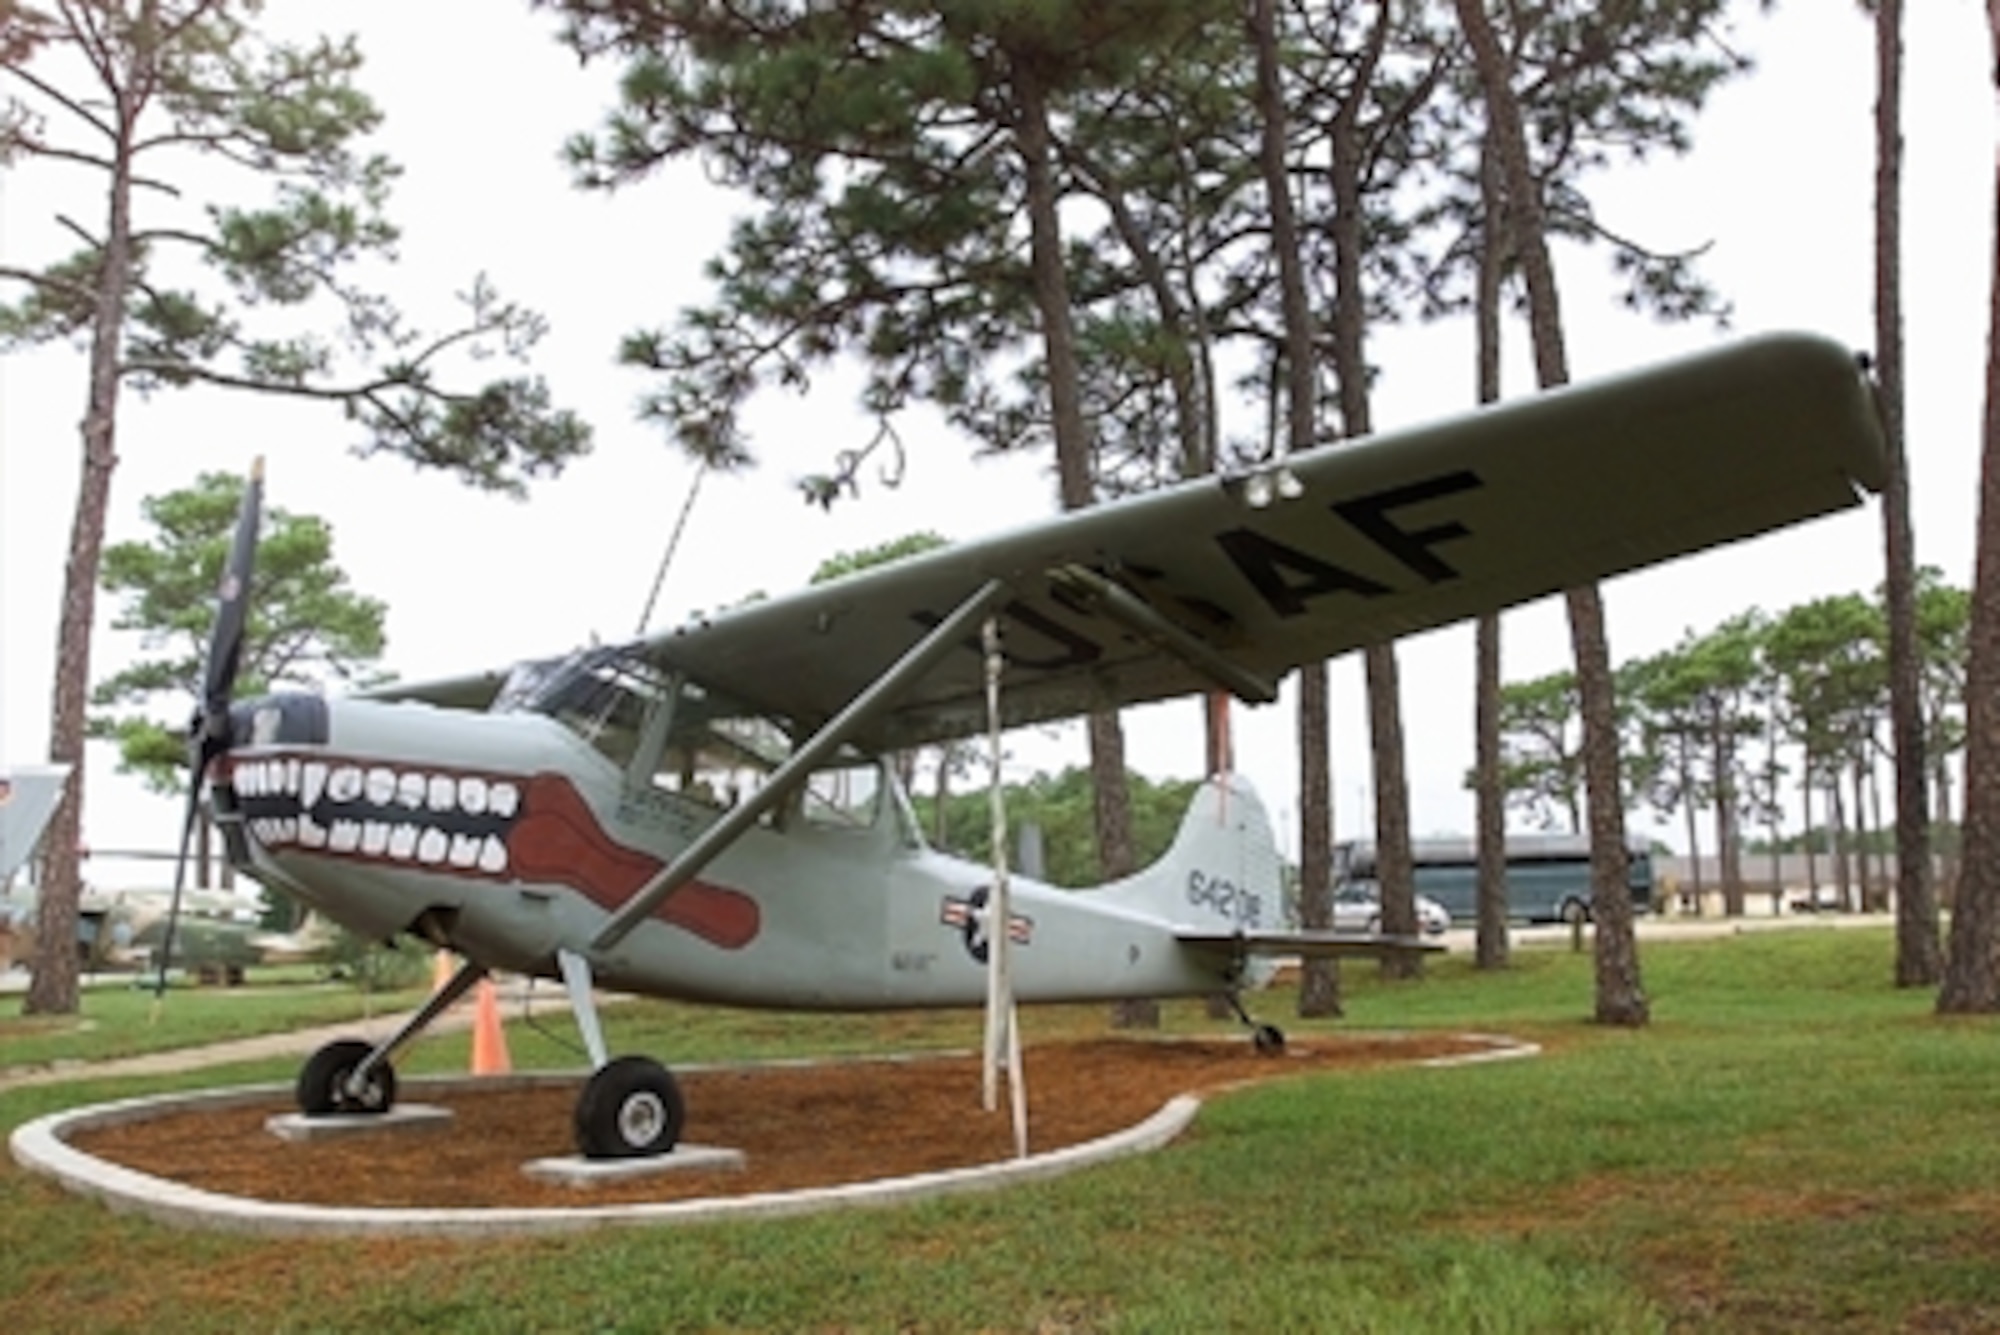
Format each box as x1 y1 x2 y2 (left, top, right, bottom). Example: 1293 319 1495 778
1560 898 1592 927
575 1056 685 1159
1365 915 1382 936
297 1038 397 1116
1252 1024 1287 1056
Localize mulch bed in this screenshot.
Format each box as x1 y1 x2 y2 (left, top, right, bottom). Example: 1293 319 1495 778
65 1033 1487 1211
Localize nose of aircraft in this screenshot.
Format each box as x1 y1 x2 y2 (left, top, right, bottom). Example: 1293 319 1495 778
228 692 331 748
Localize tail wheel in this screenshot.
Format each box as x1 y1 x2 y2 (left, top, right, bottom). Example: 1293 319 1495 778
575 1055 685 1159
298 1038 397 1116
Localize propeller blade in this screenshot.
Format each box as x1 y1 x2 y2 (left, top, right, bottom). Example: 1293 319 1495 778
152 768 204 1000
155 458 264 1004
201 456 263 737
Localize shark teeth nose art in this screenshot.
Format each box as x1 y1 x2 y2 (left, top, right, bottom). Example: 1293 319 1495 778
228 755 520 878
221 754 763 950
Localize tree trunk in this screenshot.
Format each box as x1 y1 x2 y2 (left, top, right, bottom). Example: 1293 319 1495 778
1874 0 1941 981
26 87 140 1017
1455 0 1644 1023
1472 138 1510 971
1367 645 1421 978
1014 59 1146 1026
1475 614 1509 968
1682 762 1704 915
1296 662 1340 1017
1938 1 2000 1008
1315 2 1417 978
1247 0 1343 1017
1713 719 1743 916
1093 709 1155 1029
1852 760 1874 910
1802 765 1819 896
1831 778 1853 910
1572 587 1647 1022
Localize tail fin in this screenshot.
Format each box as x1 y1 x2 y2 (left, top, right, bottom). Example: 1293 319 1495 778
1085 774 1283 933
1 766 71 889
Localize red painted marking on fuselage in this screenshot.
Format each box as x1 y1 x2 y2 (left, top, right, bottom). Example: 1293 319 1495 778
513 774 761 950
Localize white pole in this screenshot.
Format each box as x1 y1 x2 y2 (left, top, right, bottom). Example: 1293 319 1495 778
981 616 1028 1158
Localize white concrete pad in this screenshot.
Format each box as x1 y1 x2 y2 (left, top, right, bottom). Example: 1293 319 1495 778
521 1143 746 1188
265 1104 454 1142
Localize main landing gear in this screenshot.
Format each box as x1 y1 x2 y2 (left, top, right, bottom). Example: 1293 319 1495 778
1222 990 1287 1056
292 950 686 1160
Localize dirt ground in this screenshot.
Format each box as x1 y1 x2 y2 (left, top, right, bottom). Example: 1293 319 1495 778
67 1033 1487 1211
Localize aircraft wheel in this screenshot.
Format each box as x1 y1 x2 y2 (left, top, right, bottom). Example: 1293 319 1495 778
1252 1024 1286 1056
575 1055 685 1159
297 1038 397 1116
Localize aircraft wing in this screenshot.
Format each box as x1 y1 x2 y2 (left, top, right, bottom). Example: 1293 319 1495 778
360 668 514 711
1174 929 1446 960
628 333 1883 752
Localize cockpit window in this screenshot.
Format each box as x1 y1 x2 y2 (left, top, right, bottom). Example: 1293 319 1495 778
501 641 901 836
799 760 881 829
495 644 669 771
652 677 795 811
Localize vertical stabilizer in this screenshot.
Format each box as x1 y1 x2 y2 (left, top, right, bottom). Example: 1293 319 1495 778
1084 774 1284 934
1 766 71 888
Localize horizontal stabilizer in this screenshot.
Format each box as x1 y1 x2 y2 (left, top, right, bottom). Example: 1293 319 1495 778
1175 929 1445 960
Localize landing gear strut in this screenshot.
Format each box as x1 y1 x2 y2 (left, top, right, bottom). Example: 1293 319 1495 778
557 948 686 1160
293 956 487 1119
291 949 692 1160
1223 991 1286 1056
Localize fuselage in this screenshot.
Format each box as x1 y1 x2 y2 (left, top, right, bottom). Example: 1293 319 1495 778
215 692 1236 1010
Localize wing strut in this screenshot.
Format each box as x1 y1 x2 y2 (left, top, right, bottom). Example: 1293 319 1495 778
589 577 1014 953
1046 564 1277 705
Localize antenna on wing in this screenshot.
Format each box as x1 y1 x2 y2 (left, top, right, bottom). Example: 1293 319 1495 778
980 615 1027 1159
634 462 708 637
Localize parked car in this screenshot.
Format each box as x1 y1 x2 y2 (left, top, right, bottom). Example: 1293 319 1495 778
1330 881 1451 937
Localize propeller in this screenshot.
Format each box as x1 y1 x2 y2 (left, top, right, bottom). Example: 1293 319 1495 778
154 458 263 1002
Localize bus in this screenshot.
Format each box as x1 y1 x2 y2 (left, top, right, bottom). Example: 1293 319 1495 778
1333 832 1654 925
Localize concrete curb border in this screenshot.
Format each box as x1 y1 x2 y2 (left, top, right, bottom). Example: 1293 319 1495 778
10 1035 1538 1239
9 1070 1199 1239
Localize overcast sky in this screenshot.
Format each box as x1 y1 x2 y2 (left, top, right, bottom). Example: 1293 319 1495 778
1 0 1992 882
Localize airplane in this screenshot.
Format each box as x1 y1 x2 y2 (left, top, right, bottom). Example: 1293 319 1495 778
166 331 1883 1161
1 765 71 967
1 765 70 892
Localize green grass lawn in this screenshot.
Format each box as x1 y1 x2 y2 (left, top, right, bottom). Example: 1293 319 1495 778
3 925 1997 1333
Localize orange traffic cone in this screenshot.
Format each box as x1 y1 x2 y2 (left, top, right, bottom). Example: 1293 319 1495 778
470 977 511 1076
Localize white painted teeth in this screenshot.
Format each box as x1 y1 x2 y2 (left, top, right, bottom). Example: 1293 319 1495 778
251 820 511 876
235 756 520 826
237 754 520 876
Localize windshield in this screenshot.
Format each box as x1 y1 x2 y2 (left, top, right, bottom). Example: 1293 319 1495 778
495 644 670 771
501 642 899 836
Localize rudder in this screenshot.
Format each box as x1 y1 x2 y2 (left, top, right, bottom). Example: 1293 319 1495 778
1085 774 1283 934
